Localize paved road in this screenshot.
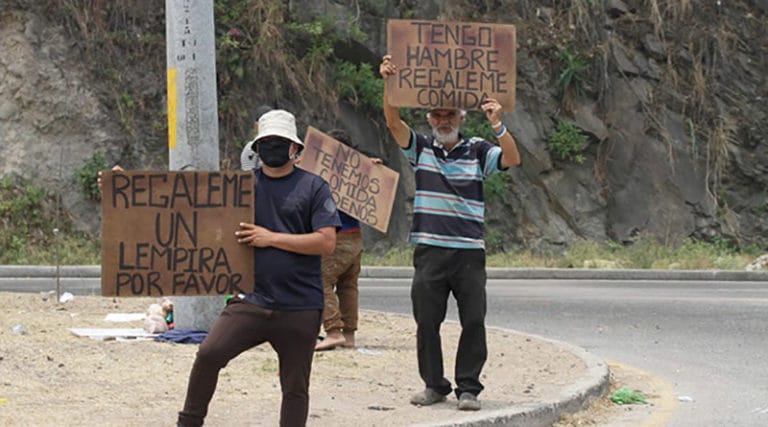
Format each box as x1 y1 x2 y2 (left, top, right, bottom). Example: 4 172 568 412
4 267 767 425
358 278 768 427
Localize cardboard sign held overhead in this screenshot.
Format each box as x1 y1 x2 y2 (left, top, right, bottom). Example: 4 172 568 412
298 127 400 233
386 19 516 111
100 170 255 297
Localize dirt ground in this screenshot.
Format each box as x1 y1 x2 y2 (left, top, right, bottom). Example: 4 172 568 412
0 292 670 426
555 362 677 427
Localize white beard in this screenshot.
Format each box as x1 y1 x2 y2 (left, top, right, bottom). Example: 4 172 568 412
432 126 460 145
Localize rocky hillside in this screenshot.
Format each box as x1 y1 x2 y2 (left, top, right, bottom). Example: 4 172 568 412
1 0 766 254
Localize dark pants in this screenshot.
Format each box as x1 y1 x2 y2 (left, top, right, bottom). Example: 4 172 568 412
177 300 321 427
411 244 487 399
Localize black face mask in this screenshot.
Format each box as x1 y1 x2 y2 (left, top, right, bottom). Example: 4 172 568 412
257 138 292 168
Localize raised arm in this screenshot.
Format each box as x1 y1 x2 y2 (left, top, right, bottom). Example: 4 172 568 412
481 98 521 168
96 165 125 192
379 54 411 148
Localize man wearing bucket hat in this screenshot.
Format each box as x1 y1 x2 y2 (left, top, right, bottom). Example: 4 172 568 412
177 109 342 427
379 54 521 411
239 105 274 171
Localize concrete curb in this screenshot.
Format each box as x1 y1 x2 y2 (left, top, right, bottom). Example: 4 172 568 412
361 266 768 281
415 328 610 427
0 265 102 277
2 265 766 297
0 266 103 295
1 265 767 281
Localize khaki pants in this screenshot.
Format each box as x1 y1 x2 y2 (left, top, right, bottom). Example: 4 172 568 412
320 231 363 333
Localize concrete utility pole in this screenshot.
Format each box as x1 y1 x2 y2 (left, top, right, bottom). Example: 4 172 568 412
165 0 222 331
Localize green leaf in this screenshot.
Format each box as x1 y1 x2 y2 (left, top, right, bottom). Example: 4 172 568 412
610 387 647 405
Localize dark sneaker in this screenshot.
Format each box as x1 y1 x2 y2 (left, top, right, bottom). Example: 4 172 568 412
410 388 447 406
457 392 481 411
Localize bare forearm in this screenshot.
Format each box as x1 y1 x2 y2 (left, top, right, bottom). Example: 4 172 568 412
382 81 411 147
268 228 336 256
238 224 337 255
497 130 521 167
380 54 411 147
484 98 521 168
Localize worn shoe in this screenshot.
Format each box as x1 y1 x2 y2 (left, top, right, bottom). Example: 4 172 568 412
410 388 447 406
457 392 481 411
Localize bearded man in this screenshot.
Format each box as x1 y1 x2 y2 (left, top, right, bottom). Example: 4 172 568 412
379 54 522 411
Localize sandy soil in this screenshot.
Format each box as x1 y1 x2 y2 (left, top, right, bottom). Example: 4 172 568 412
0 292 665 426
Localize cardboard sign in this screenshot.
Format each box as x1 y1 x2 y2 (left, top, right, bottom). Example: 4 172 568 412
298 127 399 233
386 19 516 111
100 171 255 297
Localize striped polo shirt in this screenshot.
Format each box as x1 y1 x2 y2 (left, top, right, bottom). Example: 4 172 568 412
402 129 506 250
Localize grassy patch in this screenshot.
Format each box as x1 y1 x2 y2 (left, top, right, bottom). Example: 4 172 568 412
0 176 100 265
5 235 100 265
363 237 757 270
362 246 413 267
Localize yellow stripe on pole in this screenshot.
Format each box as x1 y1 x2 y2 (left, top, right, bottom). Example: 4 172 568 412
167 68 178 149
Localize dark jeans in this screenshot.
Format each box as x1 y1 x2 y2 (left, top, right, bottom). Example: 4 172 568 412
411 244 487 399
177 299 321 427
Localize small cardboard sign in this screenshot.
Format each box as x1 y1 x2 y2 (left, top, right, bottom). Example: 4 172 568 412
298 127 399 233
386 19 516 111
100 170 255 297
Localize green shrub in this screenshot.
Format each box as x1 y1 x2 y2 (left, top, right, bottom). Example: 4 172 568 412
0 177 46 232
288 18 337 76
74 152 107 201
0 176 100 264
549 122 588 163
558 47 589 98
334 61 383 110
348 23 368 43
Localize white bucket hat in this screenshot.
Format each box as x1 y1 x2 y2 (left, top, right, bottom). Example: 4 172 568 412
254 109 303 147
240 139 260 170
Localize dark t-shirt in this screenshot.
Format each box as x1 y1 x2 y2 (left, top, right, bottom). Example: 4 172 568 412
244 168 341 310
338 211 360 233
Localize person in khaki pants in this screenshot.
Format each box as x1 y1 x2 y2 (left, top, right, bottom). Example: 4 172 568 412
315 129 383 351
314 210 364 350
